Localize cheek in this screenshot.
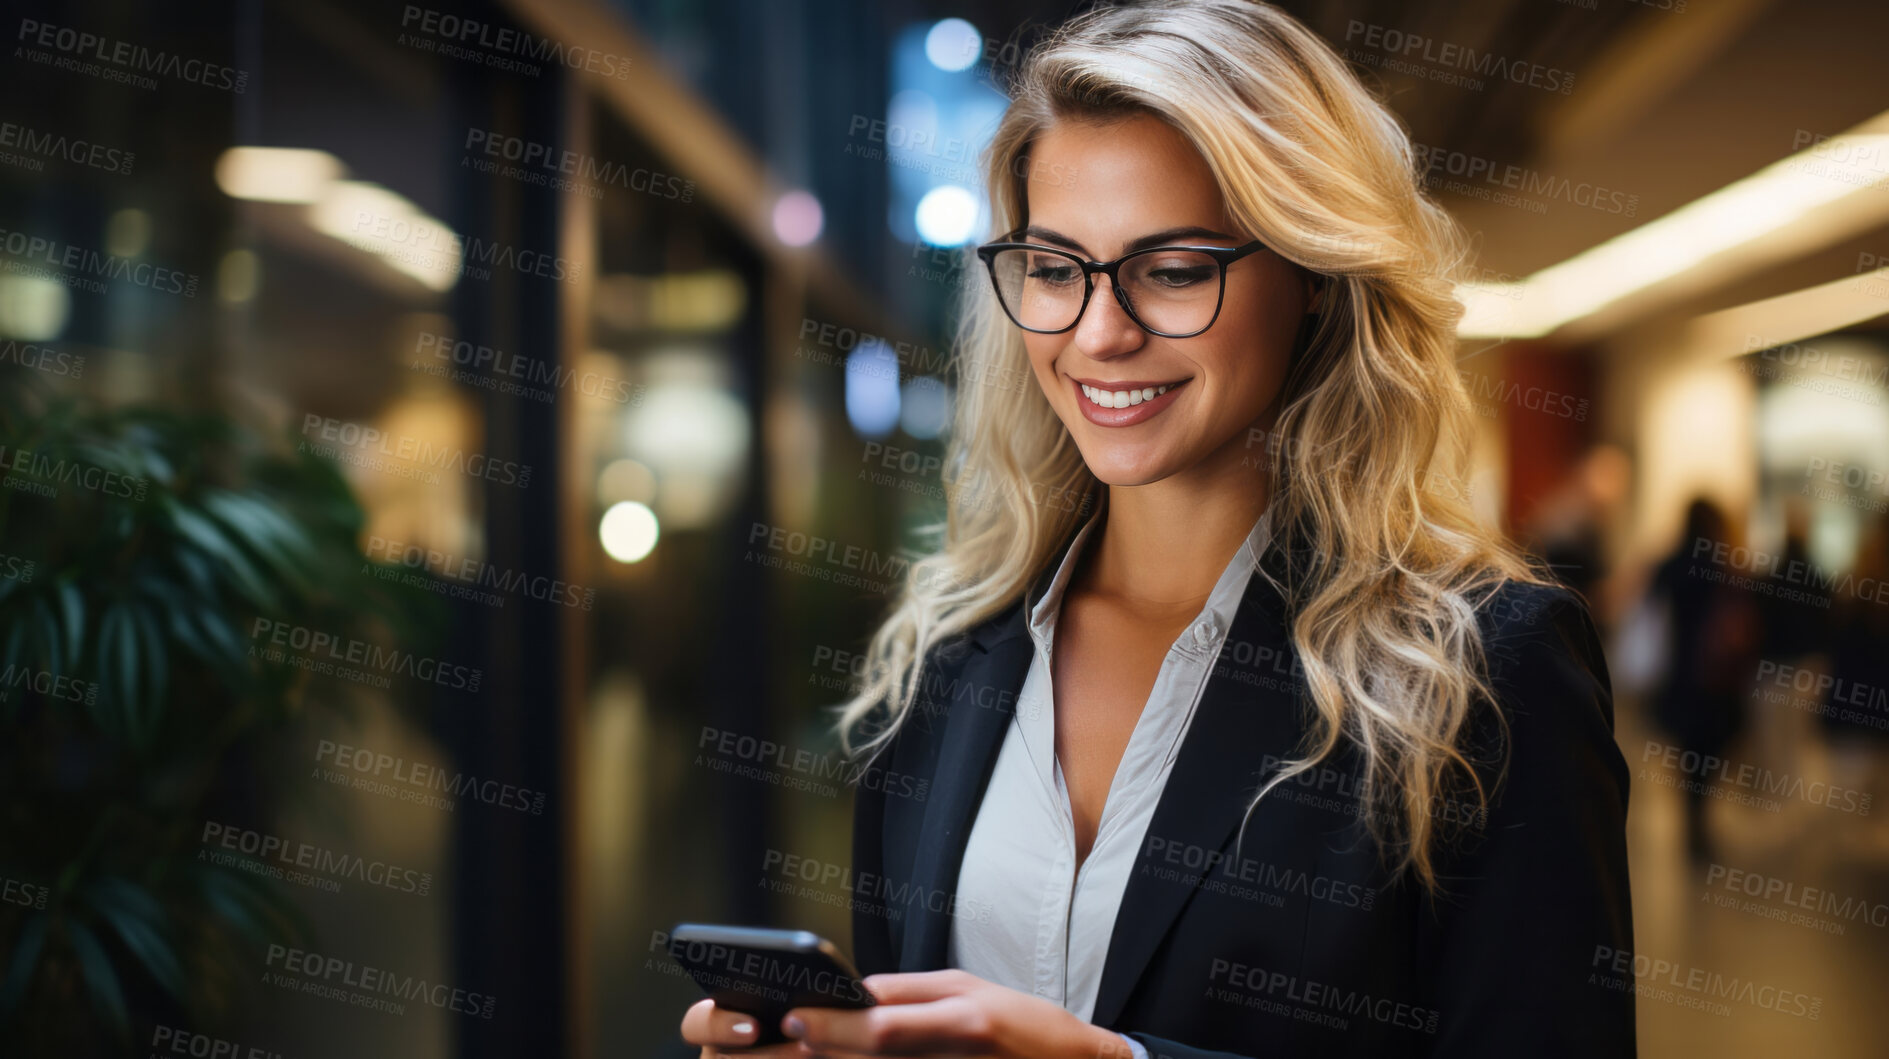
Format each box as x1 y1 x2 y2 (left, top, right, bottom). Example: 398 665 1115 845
1206 294 1300 410
1024 337 1062 390
1198 350 1274 426
1194 347 1278 419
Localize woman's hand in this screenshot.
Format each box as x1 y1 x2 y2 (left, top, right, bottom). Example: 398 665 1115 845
678 998 803 1057
780 969 1135 1058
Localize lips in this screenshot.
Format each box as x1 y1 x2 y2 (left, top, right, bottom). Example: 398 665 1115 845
1069 376 1190 427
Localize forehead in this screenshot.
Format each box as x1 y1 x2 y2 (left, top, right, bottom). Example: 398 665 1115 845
1022 113 1230 254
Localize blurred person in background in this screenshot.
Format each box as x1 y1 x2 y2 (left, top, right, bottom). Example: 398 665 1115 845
1819 507 1889 853
682 1 1633 1055
1644 497 1761 864
1760 498 1829 665
1529 444 1633 621
1745 498 1831 772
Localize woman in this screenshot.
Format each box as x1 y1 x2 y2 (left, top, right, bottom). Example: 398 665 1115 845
684 0 1634 1055
1643 498 1758 863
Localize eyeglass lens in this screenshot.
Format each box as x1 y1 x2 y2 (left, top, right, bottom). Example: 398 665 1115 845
987 247 1226 334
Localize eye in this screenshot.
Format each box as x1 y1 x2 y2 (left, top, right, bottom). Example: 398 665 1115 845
1131 251 1219 289
1145 264 1215 288
1026 260 1081 286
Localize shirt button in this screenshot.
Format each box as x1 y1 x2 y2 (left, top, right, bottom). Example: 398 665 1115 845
1193 620 1218 647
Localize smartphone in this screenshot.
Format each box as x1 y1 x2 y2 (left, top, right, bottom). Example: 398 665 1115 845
667 923 876 1044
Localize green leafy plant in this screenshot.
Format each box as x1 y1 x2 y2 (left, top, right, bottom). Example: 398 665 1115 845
0 382 436 1055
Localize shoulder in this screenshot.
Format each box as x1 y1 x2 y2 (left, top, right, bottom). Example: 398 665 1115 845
1476 580 1610 703
1476 578 1594 644
1467 579 1624 805
887 597 1030 744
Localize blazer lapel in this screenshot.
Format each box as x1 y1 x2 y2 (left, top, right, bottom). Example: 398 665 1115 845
897 603 1033 972
1089 570 1312 1028
898 521 1091 971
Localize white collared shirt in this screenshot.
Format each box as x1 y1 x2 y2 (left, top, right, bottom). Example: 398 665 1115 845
946 503 1273 1027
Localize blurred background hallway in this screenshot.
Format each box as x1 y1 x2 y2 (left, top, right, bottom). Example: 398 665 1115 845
1 0 1886 1055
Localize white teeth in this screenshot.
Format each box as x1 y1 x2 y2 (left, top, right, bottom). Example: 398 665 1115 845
1080 382 1174 408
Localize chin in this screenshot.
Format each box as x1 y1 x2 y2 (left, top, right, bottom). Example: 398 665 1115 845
1074 444 1177 488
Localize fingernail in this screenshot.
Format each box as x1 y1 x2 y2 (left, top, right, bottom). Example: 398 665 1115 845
782 1014 806 1038
731 1020 754 1036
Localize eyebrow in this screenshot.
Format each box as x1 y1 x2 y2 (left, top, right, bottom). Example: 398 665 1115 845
1018 224 1242 257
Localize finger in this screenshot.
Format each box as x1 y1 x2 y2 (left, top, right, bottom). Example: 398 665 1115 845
860 968 980 1005
787 997 980 1055
679 998 766 1048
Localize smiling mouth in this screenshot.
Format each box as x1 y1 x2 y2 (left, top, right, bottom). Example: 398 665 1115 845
1076 380 1188 409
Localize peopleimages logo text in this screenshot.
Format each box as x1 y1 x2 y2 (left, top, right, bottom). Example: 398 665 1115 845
316 740 547 815
463 129 694 201
300 415 532 488
265 944 496 1019
16 18 249 92
251 618 483 692
201 822 432 895
399 6 632 78
0 120 134 175
0 228 198 296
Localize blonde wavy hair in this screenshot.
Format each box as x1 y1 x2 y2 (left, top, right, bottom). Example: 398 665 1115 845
835 0 1545 890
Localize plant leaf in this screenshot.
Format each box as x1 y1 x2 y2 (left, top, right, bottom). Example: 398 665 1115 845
66 920 129 1039
58 579 84 666
130 604 168 745
202 490 314 591
164 501 278 612
30 592 59 682
87 877 185 1000
94 603 134 735
0 912 49 1017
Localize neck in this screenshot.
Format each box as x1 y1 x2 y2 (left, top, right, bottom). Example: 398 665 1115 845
1079 422 1273 607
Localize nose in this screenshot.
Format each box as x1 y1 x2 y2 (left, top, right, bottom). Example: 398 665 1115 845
1071 273 1146 360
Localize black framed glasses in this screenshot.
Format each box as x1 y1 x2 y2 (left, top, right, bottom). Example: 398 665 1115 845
974 238 1268 338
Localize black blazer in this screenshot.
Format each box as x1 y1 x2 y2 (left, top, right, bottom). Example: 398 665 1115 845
851 539 1636 1057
